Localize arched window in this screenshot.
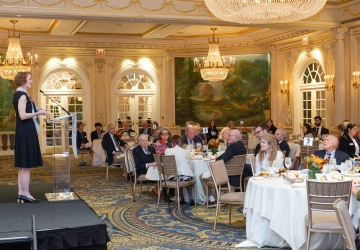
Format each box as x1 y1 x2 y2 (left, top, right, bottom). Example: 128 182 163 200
303 63 324 84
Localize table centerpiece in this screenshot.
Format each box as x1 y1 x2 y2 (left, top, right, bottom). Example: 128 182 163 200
304 154 329 179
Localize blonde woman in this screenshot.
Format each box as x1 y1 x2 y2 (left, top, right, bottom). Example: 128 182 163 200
255 134 283 174
218 127 231 147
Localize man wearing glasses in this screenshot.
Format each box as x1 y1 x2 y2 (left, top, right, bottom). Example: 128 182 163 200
254 124 269 156
200 129 246 207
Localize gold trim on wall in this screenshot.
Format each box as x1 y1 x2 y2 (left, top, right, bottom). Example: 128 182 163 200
167 27 260 39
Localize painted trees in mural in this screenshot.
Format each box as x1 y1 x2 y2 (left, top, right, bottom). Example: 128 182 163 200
0 77 16 131
175 54 270 126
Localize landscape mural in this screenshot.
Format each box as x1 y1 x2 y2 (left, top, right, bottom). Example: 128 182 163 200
175 54 271 127
0 77 16 132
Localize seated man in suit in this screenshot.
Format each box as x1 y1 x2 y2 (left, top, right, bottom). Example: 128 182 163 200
274 128 290 157
181 125 203 147
200 129 247 207
121 121 135 137
139 120 152 137
102 123 129 166
132 134 156 178
311 116 330 139
254 124 269 156
314 135 349 165
90 122 104 141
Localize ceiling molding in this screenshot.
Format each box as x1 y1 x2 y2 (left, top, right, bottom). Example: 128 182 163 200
167 27 260 39
326 0 354 6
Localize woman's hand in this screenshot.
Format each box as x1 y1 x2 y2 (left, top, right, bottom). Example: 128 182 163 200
37 109 48 116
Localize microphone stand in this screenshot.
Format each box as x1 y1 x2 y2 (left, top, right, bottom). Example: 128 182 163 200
40 90 71 116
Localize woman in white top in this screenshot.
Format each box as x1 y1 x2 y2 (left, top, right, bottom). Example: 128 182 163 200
218 127 231 147
165 135 195 205
255 134 284 174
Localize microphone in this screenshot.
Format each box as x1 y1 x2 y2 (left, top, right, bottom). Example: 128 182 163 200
40 90 71 116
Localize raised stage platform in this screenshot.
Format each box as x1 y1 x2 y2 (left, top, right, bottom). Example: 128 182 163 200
0 184 109 250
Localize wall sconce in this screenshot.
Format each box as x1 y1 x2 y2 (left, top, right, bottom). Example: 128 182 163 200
324 75 335 103
352 71 360 89
279 80 290 105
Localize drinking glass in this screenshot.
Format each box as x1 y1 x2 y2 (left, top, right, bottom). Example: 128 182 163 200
322 164 331 175
196 143 202 150
289 134 293 142
341 163 348 175
130 131 135 138
345 159 353 171
182 143 188 149
354 161 360 173
329 158 337 169
284 157 292 169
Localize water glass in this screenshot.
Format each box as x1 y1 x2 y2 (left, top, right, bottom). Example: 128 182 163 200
329 158 337 169
196 143 202 150
341 163 348 175
284 157 292 169
322 164 331 175
345 159 353 171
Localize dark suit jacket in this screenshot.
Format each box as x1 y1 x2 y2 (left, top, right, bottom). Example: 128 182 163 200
216 140 247 187
339 133 360 158
314 149 349 165
90 130 104 141
181 135 203 145
132 145 156 178
102 132 127 166
139 127 152 137
76 131 89 149
255 143 260 156
278 140 290 157
268 125 277 135
311 126 330 136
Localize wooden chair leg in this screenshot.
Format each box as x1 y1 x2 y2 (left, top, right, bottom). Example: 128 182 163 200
139 181 143 198
214 196 220 231
132 180 136 202
194 184 197 207
106 165 109 181
229 204 232 225
157 182 161 208
206 186 209 208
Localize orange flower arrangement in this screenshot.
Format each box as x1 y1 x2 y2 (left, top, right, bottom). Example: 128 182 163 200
241 127 248 135
304 154 329 170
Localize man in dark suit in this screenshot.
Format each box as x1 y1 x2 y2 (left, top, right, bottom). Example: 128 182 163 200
122 121 135 136
314 135 349 165
132 134 156 178
102 124 128 166
254 124 269 156
181 125 203 146
200 129 246 207
139 120 152 137
274 128 290 157
90 122 104 141
311 116 330 138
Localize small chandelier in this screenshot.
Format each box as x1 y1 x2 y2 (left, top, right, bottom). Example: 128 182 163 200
0 20 37 80
204 0 327 24
193 28 235 82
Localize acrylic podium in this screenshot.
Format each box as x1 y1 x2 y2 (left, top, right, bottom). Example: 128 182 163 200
45 113 79 201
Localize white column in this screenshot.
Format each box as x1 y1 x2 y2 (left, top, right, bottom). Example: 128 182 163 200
332 26 348 125
162 51 175 126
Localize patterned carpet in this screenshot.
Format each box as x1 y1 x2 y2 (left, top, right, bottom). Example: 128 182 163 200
0 155 281 249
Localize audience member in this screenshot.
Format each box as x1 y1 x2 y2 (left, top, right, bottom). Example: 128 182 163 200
139 120 152 136
76 123 90 149
337 123 346 143
102 124 129 166
254 124 269 156
194 123 206 144
165 135 195 206
154 127 172 147
90 122 104 141
181 125 203 146
339 123 360 158
200 129 246 207
274 128 290 157
314 135 349 165
207 120 218 141
266 119 277 134
218 127 231 147
302 124 314 138
132 134 156 178
255 134 283 174
122 121 135 136
227 120 236 130
311 116 329 138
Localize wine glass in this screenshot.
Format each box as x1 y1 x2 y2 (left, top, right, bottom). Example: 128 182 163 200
354 161 360 173
284 157 292 169
341 163 348 175
345 159 353 171
289 134 293 142
329 158 337 170
196 143 202 150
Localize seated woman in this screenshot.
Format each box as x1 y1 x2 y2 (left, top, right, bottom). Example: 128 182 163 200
218 127 231 147
76 122 90 150
266 119 277 134
227 120 236 130
337 123 346 144
255 134 284 174
154 126 172 148
302 124 314 138
194 123 206 144
165 135 195 206
207 120 218 141
339 123 360 158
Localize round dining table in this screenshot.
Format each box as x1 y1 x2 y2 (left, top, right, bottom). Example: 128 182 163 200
92 139 106 167
238 177 359 250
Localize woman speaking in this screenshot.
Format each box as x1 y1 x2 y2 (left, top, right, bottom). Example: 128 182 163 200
13 72 48 203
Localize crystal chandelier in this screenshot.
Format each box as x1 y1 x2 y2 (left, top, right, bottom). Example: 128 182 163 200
204 0 327 24
0 20 37 80
193 28 235 82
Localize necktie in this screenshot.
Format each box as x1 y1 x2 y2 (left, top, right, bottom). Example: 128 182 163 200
143 129 147 134
316 127 319 135
190 140 194 145
144 148 150 155
326 152 331 159
111 135 120 151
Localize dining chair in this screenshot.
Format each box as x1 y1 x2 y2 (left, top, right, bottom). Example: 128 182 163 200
241 135 249 154
333 198 357 250
208 160 246 230
154 155 196 211
243 156 256 192
125 148 151 201
77 148 92 166
205 155 246 208
0 214 37 250
288 150 301 170
306 180 352 250
103 146 125 181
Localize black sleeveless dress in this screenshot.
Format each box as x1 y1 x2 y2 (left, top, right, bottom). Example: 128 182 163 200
13 91 43 168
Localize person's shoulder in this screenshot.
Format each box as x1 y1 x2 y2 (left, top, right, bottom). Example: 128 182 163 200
336 150 349 157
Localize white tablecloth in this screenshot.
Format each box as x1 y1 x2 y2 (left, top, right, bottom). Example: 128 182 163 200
92 139 106 167
239 178 360 250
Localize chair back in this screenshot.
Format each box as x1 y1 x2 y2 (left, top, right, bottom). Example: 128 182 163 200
241 135 249 151
208 160 229 189
224 155 246 177
249 156 256 175
154 154 179 178
333 198 357 250
306 180 351 215
125 149 136 175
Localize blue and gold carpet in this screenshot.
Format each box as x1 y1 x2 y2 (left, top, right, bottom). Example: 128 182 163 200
0 155 281 249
